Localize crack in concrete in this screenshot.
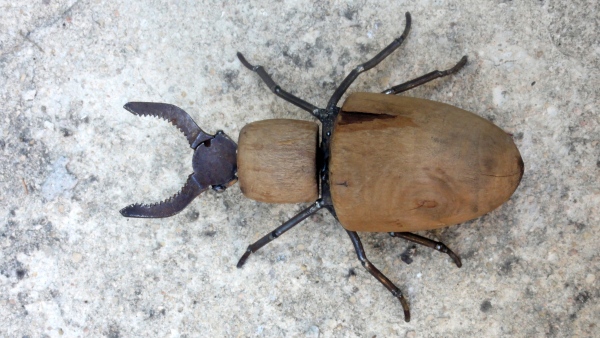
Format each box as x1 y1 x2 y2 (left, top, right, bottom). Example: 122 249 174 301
0 0 84 61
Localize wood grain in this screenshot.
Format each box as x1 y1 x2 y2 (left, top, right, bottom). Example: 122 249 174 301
237 119 319 203
330 93 523 232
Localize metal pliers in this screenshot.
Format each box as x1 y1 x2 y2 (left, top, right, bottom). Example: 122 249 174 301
120 102 237 218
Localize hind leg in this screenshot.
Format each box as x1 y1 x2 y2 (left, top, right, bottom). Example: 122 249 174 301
389 232 462 267
381 56 468 95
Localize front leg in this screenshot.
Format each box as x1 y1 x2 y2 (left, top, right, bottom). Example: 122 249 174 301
237 200 324 267
237 52 321 118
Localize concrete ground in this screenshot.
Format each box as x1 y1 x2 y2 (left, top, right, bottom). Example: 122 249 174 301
1 1 598 337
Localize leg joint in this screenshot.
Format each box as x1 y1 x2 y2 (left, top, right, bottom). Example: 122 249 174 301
391 289 403 298
360 258 372 270
435 243 448 253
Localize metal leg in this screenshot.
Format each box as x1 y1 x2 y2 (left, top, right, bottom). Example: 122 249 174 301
237 52 321 118
327 12 412 109
389 232 462 267
346 231 411 322
236 200 324 268
381 56 468 95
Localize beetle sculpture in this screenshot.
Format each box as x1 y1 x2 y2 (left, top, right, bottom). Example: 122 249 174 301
120 12 523 322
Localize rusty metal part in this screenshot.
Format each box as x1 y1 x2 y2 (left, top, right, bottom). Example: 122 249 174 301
120 174 208 218
123 102 213 148
120 103 237 218
191 131 237 187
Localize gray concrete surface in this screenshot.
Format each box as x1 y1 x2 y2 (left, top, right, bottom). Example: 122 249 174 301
1 1 598 337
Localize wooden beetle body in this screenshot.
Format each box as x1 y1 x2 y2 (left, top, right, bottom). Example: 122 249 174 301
331 93 523 232
237 119 319 204
121 13 524 322
236 93 523 233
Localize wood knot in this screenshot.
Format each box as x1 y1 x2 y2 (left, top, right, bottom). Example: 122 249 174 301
413 200 438 209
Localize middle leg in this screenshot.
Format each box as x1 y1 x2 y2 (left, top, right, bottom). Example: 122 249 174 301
346 230 411 322
327 12 412 109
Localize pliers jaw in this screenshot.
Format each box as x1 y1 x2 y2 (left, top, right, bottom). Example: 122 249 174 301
120 102 237 218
